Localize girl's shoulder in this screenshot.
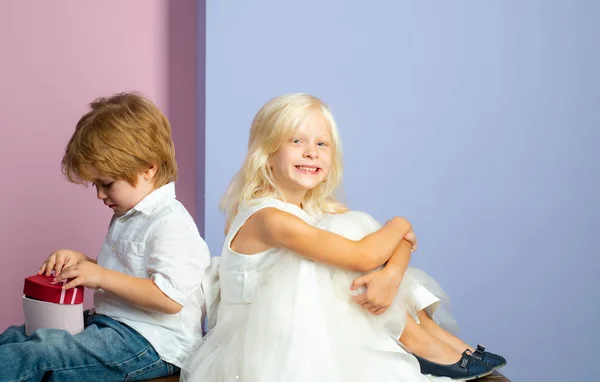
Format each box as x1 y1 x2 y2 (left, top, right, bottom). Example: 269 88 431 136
228 197 315 236
239 197 300 217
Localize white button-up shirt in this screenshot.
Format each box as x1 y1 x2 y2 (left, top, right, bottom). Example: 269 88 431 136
94 182 210 367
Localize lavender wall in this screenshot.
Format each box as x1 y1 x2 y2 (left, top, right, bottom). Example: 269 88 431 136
203 1 599 381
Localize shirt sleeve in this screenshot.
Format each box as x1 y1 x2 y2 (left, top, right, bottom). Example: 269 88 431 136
145 214 211 306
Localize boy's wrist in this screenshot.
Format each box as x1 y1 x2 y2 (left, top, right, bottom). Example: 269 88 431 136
98 267 110 290
83 256 97 264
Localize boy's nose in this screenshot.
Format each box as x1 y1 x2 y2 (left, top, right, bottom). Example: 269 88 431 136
96 187 107 200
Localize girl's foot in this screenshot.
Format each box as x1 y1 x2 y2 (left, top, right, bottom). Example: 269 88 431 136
416 312 507 370
400 314 463 365
399 314 495 379
470 344 507 370
414 350 495 380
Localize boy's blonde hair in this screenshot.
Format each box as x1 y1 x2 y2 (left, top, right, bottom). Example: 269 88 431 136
61 92 178 188
221 93 348 228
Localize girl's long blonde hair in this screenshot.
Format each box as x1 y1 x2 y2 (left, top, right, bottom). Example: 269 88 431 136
221 93 348 229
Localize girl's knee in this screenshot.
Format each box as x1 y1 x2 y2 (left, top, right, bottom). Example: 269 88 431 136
317 211 380 240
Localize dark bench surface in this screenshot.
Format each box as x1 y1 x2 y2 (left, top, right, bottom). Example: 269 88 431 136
479 371 511 381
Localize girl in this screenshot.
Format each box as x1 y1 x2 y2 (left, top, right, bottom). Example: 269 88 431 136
183 94 504 381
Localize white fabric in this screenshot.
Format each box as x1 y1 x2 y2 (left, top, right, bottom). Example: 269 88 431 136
94 182 211 367
183 197 458 381
201 256 221 331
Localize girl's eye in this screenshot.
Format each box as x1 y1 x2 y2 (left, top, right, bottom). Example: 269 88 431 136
102 182 113 188
317 141 329 147
291 138 302 144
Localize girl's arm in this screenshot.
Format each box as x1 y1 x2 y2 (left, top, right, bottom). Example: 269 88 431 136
249 208 412 272
351 238 412 315
369 230 415 286
380 240 412 282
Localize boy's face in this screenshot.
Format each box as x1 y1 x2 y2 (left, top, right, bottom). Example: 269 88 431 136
89 166 156 217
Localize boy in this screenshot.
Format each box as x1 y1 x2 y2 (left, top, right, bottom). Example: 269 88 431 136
0 93 210 381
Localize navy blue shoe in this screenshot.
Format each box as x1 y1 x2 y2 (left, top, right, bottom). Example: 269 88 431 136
470 344 507 370
414 350 495 380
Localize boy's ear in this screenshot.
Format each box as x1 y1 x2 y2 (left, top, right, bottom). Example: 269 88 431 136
143 163 158 180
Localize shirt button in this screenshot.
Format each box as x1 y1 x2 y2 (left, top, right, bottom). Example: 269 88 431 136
111 245 116 252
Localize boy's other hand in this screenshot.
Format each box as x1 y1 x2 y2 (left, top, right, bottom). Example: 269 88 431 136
56 261 105 290
38 249 88 278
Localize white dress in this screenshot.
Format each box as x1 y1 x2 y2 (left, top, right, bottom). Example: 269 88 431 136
184 197 459 382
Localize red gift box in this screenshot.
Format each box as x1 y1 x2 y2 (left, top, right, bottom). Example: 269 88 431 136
23 275 84 305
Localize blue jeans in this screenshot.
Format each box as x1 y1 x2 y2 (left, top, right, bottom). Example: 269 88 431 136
0 311 179 382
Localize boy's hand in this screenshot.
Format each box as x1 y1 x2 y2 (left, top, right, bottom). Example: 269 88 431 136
350 268 402 316
56 261 105 290
404 230 418 253
39 249 88 278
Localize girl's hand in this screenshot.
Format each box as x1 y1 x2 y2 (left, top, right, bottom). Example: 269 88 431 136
385 217 417 253
404 230 418 253
38 249 88 278
349 268 402 316
56 261 105 290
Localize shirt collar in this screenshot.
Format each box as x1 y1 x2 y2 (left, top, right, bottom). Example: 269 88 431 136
129 182 176 216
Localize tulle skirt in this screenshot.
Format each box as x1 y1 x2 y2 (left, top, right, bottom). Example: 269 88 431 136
183 211 458 382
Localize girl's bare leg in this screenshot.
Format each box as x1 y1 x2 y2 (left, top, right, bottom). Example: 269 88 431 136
416 310 475 353
399 314 463 365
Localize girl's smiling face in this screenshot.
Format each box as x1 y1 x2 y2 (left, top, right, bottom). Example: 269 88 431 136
269 111 332 206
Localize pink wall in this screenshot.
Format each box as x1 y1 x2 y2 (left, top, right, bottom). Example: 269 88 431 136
0 1 197 330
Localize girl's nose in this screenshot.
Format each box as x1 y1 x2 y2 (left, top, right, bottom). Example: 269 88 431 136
303 146 318 159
